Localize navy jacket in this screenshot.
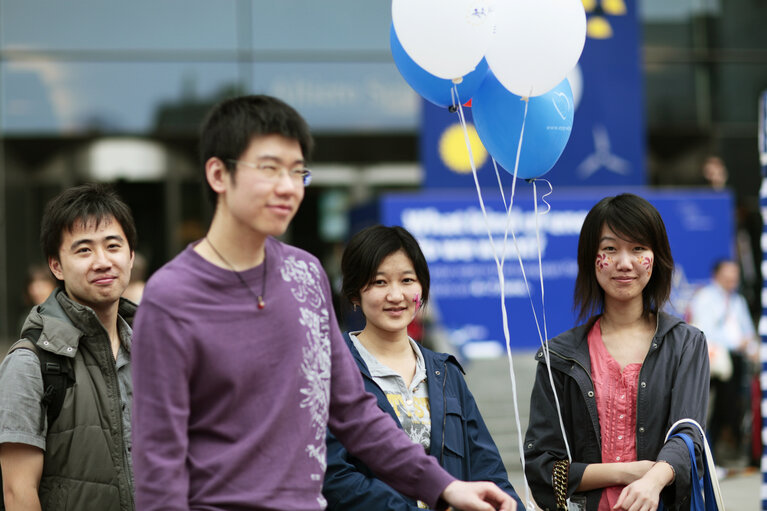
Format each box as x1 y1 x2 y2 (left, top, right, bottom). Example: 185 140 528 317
524 312 709 511
322 334 522 510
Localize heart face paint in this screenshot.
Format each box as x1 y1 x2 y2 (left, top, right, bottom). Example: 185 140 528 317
413 292 420 311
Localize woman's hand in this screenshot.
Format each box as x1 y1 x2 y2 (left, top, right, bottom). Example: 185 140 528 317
612 462 674 511
578 460 656 491
621 460 656 484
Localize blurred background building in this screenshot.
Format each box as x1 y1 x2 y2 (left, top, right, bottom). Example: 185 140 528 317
1 0 766 344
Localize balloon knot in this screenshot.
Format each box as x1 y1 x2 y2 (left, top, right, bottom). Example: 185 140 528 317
451 77 463 84
448 105 458 113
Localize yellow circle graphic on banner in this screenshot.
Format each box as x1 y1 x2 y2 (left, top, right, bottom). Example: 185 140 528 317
438 123 488 174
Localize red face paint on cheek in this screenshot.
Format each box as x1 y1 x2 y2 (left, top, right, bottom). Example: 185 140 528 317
596 253 611 271
637 255 653 275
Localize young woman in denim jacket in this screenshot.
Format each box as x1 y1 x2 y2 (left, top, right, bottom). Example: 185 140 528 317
322 225 522 510
524 194 709 511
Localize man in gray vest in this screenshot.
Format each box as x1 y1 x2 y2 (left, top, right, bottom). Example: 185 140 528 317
0 183 136 510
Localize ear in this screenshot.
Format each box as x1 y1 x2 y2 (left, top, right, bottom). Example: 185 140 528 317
48 256 64 281
205 157 229 196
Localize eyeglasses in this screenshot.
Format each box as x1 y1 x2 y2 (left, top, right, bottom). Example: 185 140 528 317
227 159 312 187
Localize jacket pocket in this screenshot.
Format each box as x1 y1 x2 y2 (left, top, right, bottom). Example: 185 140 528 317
443 396 465 459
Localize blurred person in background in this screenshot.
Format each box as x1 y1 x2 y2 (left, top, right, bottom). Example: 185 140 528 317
122 252 147 304
23 264 57 307
701 156 728 191
687 259 758 463
16 264 57 334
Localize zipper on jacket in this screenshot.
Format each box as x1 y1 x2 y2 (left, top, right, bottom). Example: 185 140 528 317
439 360 448 466
99 329 134 508
544 347 602 451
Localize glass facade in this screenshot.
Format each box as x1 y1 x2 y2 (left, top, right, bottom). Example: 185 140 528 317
1 0 766 340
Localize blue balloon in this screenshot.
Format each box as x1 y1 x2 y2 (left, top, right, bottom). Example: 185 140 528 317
390 23 489 108
472 72 574 179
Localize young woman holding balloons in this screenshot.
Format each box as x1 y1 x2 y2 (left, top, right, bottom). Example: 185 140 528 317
524 194 709 511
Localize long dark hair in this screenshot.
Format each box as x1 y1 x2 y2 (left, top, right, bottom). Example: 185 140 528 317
574 194 674 321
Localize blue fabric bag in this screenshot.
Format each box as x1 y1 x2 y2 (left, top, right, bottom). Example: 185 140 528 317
661 419 725 511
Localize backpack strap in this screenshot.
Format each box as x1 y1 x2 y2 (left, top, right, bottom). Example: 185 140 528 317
8 329 74 427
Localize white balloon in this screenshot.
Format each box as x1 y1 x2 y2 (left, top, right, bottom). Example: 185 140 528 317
567 64 583 110
486 0 586 97
392 0 495 80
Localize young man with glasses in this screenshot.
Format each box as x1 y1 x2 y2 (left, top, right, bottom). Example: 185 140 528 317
131 95 515 511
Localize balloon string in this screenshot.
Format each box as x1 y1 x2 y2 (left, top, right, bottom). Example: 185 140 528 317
492 159 508 213
499 96 528 266
532 181 572 467
452 84 534 510
497 99 573 469
532 181 549 359
536 179 553 215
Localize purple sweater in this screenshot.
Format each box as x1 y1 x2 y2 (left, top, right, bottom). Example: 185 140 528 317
132 238 454 511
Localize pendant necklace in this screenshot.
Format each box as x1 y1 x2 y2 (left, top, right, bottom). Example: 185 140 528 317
205 237 266 310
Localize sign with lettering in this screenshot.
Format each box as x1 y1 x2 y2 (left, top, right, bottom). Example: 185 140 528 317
362 188 733 355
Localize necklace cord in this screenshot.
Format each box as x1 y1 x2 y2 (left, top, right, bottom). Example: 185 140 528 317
205 237 266 309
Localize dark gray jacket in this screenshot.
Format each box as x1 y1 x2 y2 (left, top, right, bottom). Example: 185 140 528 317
19 289 136 511
523 312 709 511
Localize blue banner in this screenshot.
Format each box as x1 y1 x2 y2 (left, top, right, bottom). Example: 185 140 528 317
421 0 645 189
368 188 733 356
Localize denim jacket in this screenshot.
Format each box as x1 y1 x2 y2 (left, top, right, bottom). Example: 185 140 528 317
524 312 709 511
322 334 522 510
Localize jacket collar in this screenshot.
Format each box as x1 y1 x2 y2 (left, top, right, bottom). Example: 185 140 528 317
343 332 463 378
538 311 684 365
20 288 137 358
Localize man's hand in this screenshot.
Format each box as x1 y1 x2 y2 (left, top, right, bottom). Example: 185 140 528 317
441 480 517 511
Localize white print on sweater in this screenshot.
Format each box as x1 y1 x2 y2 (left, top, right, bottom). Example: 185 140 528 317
281 256 331 508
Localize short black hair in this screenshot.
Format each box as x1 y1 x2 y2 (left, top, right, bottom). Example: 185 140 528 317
711 258 736 275
574 193 674 321
198 95 314 203
341 225 430 308
40 183 137 262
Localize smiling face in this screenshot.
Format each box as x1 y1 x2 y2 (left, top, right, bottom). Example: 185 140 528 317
594 224 653 307
358 249 422 340
213 134 306 241
49 215 134 314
